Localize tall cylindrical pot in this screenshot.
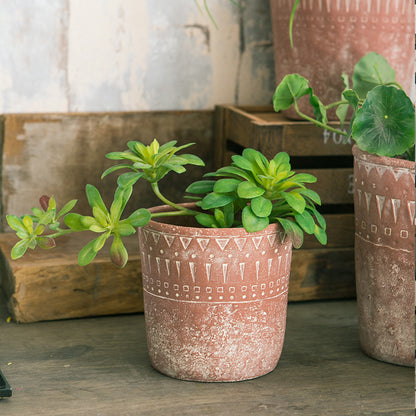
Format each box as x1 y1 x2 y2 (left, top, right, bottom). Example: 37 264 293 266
138 204 292 382
270 0 414 119
353 146 415 366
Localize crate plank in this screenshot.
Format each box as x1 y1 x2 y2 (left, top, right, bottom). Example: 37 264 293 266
0 233 143 323
290 248 355 301
1 111 214 230
219 105 353 157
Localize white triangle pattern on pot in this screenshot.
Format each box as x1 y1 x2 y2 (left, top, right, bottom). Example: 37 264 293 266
407 201 415 224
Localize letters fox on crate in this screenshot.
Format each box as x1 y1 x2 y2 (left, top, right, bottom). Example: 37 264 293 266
6 139 327 382
273 51 415 367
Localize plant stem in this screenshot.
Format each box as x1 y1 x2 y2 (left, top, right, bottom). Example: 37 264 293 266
293 100 347 136
150 182 200 217
325 100 348 110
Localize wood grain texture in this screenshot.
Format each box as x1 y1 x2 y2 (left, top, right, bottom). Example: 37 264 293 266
0 228 354 324
1 111 214 229
0 291 413 416
0 233 143 323
218 105 353 157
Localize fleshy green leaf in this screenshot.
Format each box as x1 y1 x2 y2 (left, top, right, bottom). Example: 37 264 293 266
86 185 109 215
64 213 91 231
282 192 306 213
213 178 240 194
115 223 136 236
11 240 29 259
251 196 272 218
125 208 151 228
277 218 304 248
186 180 216 194
237 181 265 199
110 235 128 267
78 239 100 266
101 164 135 179
242 206 269 233
314 225 327 245
7 215 27 234
57 199 77 219
294 210 316 234
36 236 56 249
117 172 144 188
195 213 219 228
201 192 236 210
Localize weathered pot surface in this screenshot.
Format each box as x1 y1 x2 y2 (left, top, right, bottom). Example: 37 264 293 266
270 0 414 119
353 146 415 366
138 204 292 382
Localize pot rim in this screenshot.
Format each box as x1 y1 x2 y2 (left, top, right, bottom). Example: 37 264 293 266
145 202 286 238
352 145 415 171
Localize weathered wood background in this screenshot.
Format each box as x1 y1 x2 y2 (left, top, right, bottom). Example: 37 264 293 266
0 111 214 229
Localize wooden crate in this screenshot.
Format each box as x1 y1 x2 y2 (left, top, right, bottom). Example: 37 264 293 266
214 105 355 301
0 232 143 323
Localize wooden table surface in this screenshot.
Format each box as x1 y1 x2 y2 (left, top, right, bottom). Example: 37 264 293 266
0 289 413 416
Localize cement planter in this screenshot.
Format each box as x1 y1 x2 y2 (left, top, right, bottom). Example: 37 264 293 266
270 0 414 119
353 146 415 366
138 204 292 382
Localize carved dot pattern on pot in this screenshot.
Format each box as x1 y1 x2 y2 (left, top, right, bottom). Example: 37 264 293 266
139 227 291 303
354 157 415 252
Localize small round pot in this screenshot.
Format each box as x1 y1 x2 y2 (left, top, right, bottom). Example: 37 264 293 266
138 204 292 382
353 146 415 366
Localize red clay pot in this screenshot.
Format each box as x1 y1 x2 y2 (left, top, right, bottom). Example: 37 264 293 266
270 0 414 119
138 204 292 382
353 146 415 367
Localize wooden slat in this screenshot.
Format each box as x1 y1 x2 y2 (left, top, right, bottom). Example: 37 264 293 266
289 248 355 301
1 111 214 229
220 105 353 157
0 233 143 323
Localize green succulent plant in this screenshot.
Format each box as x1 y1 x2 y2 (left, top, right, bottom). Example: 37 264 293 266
7 139 327 267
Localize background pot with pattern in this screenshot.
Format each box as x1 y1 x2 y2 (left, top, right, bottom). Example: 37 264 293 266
273 52 415 366
270 0 414 119
7 140 327 381
353 148 414 366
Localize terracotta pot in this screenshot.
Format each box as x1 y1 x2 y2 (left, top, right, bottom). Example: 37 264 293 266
270 0 414 119
353 146 415 367
138 204 292 382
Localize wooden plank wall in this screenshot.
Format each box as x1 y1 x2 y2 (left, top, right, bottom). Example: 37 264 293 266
0 111 214 230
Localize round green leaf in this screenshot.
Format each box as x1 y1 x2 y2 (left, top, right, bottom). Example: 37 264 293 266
251 196 272 218
294 210 315 234
273 74 310 112
352 52 396 99
352 86 415 157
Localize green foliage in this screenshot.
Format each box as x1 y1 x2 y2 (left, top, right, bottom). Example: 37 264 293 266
7 139 327 267
102 139 204 187
272 52 415 160
186 148 326 248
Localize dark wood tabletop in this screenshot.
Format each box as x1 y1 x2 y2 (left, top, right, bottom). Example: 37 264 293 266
0 288 413 416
